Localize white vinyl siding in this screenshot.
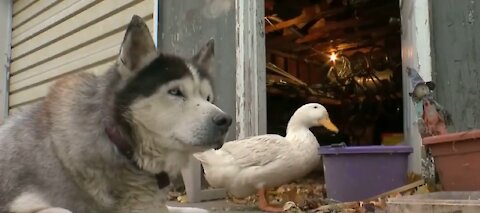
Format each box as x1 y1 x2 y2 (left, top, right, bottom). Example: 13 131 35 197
9 0 154 114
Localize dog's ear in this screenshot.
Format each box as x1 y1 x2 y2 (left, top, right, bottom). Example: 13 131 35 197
192 39 214 72
118 15 156 73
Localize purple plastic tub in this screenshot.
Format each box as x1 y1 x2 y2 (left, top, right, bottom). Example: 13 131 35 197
319 145 413 202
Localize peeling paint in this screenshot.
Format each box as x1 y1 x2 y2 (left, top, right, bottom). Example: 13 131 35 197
235 0 266 139
401 0 434 174
431 0 480 131
468 0 475 24
201 0 233 19
413 0 433 82
157 0 240 202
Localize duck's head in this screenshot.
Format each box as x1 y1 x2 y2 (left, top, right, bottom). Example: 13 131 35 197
289 103 339 133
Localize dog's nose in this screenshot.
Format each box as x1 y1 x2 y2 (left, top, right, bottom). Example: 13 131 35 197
212 113 232 129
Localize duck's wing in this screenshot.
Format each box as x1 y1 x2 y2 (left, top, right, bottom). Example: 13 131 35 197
220 134 288 168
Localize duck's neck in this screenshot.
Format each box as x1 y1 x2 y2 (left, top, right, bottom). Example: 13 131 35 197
285 119 317 147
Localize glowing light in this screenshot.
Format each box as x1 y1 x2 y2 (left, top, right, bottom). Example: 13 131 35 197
329 52 337 62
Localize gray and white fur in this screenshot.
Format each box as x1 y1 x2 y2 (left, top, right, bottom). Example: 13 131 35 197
0 15 231 213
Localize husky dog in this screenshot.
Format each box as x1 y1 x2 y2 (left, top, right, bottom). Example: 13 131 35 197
0 15 232 213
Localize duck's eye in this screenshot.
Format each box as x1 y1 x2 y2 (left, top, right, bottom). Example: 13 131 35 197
168 88 184 97
313 106 318 109
206 95 211 102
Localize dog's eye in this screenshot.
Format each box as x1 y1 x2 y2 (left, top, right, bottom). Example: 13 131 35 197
206 95 211 102
168 88 184 97
313 106 318 109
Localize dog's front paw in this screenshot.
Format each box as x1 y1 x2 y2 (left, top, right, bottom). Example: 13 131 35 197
36 208 73 213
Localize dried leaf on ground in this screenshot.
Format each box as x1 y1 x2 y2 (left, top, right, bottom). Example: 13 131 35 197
177 195 188 203
172 177 429 212
168 191 185 201
407 172 423 183
226 193 256 205
283 201 303 212
268 179 327 210
314 201 360 212
225 178 328 211
415 185 430 194
313 179 430 213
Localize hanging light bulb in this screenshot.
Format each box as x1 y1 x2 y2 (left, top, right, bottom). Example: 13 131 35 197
329 52 337 62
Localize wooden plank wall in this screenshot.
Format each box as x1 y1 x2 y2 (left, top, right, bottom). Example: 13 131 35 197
9 0 154 114
431 0 480 131
268 52 323 85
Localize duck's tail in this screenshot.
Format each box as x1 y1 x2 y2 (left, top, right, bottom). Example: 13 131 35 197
192 150 213 165
194 148 239 188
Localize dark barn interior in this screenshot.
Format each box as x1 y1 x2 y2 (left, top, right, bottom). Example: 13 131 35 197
264 0 404 147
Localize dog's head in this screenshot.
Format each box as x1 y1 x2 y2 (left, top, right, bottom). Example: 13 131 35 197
114 16 232 154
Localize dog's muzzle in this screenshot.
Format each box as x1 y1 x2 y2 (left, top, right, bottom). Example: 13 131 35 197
214 144 222 150
202 134 227 150
212 113 232 132
211 112 232 150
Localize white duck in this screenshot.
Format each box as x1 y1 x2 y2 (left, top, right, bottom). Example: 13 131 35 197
193 103 339 212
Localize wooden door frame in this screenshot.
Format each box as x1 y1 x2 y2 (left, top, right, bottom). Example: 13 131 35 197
400 0 434 173
154 0 434 202
235 0 267 139
154 0 266 202
0 0 12 123
233 0 433 175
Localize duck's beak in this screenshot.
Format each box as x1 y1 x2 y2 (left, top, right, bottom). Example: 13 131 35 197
319 118 339 133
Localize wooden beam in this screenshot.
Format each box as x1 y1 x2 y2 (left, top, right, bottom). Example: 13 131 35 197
294 26 397 53
298 18 390 44
298 19 370 44
364 180 425 201
265 6 320 33
287 58 298 77
274 55 286 70
267 49 324 65
296 2 398 44
313 180 425 212
342 47 375 55
309 18 326 31
308 18 365 34
266 34 301 51
354 3 399 19
304 39 385 61
268 49 300 59
265 7 346 33
306 95 342 105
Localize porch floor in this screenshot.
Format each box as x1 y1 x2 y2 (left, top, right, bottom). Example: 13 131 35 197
167 199 260 212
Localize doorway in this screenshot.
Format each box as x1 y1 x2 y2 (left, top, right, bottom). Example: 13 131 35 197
159 0 432 205
261 0 406 205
